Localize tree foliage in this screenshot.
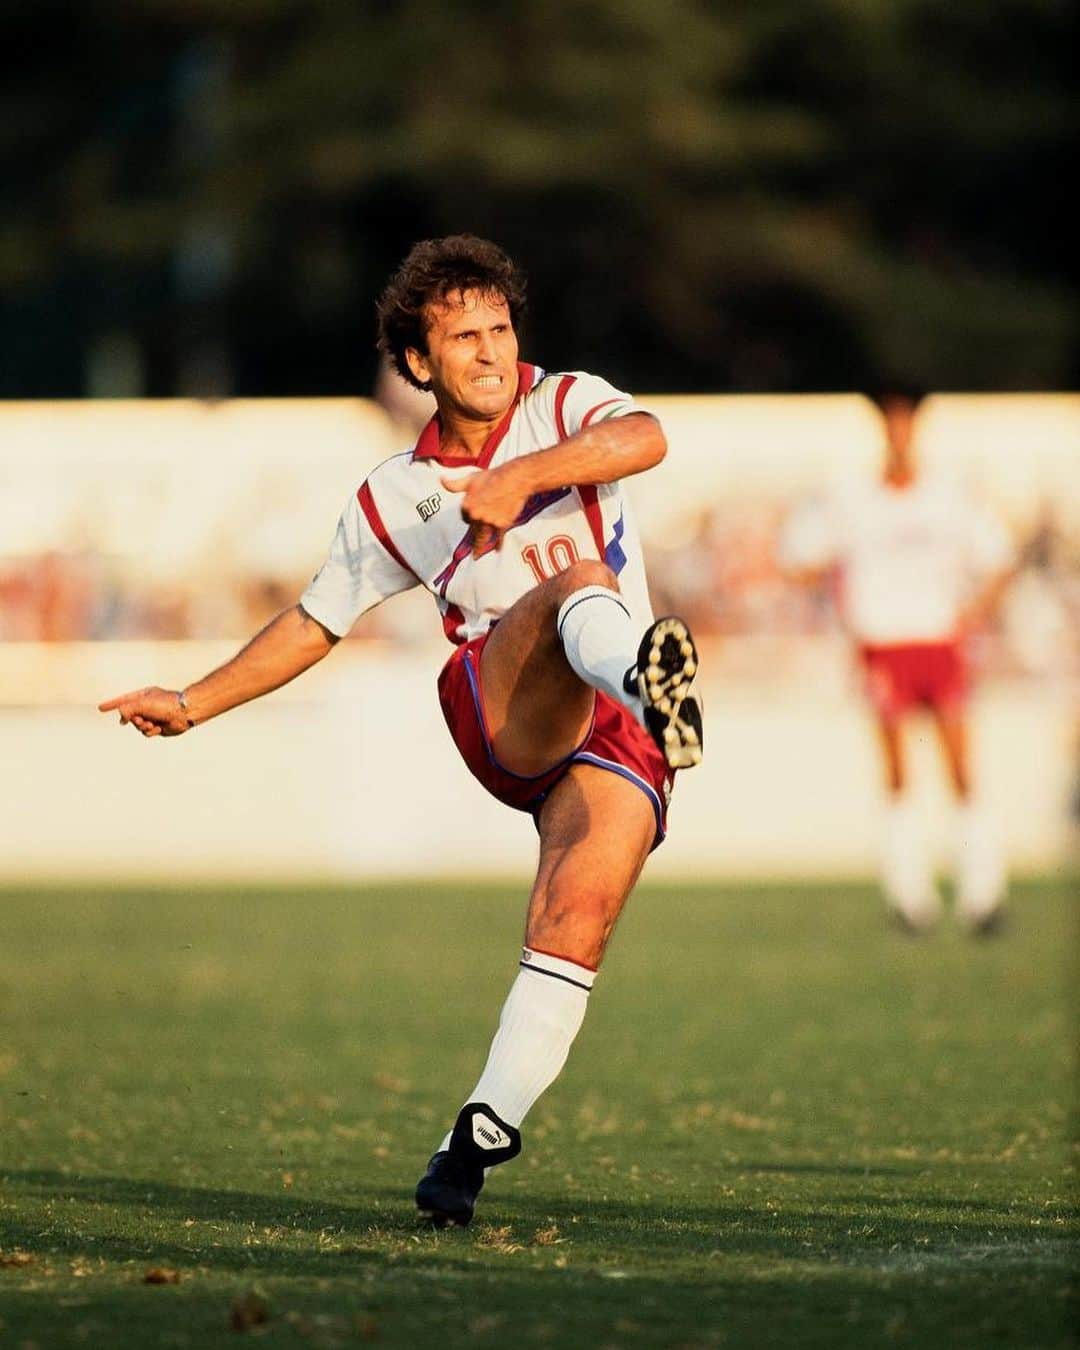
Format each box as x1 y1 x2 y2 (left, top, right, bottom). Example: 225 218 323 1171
1 0 1074 395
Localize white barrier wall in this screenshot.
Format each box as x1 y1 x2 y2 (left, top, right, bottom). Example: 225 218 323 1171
0 641 1073 881
1 393 1077 880
2 393 1078 569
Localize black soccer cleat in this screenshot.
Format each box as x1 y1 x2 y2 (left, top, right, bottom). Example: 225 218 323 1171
967 905 1008 938
624 616 703 770
415 1150 485 1228
415 1102 522 1228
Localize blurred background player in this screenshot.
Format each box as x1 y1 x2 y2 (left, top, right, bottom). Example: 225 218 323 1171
780 385 1015 933
98 235 703 1226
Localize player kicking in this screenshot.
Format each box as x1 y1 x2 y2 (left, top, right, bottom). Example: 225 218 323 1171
781 385 1014 934
100 234 702 1226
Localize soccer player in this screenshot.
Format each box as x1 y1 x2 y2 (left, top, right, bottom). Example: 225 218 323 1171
780 385 1014 934
99 235 703 1226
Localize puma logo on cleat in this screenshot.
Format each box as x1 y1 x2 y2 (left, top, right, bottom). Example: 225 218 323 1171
472 1114 509 1150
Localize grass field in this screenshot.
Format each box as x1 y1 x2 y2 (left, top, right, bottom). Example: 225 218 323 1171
0 878 1075 1349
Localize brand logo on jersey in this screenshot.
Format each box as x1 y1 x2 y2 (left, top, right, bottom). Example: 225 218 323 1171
472 1113 509 1151
416 493 442 522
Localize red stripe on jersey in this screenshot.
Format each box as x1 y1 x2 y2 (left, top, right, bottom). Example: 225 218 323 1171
357 480 414 575
582 397 622 426
441 601 467 644
577 485 606 558
554 374 577 441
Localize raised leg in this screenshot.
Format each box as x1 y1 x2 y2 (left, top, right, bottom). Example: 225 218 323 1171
479 559 621 776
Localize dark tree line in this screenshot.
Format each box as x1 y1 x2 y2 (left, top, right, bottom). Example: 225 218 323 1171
2 0 1075 398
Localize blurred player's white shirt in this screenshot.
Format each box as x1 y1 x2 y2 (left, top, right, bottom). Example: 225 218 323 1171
781 471 1013 645
300 363 654 643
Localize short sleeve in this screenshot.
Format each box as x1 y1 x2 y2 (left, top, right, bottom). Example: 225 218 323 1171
299 487 418 637
559 371 640 437
778 496 839 572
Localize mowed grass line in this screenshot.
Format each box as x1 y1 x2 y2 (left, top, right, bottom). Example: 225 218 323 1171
0 879 1074 1349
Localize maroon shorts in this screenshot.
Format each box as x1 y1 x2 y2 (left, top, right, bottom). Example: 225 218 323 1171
438 633 674 847
860 640 968 723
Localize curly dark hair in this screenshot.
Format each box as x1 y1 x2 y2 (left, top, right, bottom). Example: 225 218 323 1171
376 235 527 391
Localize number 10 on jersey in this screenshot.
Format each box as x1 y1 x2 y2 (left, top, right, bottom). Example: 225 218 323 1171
521 535 581 584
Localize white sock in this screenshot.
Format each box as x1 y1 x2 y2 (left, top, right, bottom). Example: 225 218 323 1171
437 948 596 1147
955 800 1006 920
882 794 940 927
556 585 642 721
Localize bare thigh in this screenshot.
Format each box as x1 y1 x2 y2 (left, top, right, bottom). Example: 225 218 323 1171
525 763 657 969
480 559 620 776
875 716 906 794
931 707 971 799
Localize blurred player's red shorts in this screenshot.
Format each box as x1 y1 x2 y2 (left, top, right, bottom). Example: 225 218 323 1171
438 632 673 847
859 640 968 723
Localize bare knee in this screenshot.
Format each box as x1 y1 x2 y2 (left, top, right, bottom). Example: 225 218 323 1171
526 877 628 968
551 559 619 604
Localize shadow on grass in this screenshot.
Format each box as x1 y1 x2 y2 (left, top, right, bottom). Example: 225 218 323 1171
3 1167 1075 1280
737 1161 916 1177
3 1262 1074 1350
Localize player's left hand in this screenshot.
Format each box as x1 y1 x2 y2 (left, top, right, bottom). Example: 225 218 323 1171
441 463 529 556
98 686 192 737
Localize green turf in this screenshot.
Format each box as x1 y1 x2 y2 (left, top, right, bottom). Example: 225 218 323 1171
0 878 1075 1348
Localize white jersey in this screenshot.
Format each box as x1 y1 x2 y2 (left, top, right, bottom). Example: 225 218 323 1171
781 471 1013 645
301 363 655 644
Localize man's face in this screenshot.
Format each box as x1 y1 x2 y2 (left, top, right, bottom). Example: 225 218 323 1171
405 288 519 423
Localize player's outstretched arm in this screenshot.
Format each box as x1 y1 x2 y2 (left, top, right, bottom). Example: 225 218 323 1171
98 603 338 737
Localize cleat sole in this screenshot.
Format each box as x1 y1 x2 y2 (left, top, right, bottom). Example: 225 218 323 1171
631 617 704 771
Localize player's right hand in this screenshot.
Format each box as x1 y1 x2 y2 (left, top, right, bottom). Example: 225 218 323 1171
97 687 192 738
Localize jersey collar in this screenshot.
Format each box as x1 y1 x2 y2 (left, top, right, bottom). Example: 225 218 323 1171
411 362 542 468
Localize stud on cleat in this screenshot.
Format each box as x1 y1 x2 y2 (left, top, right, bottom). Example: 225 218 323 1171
624 617 704 771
